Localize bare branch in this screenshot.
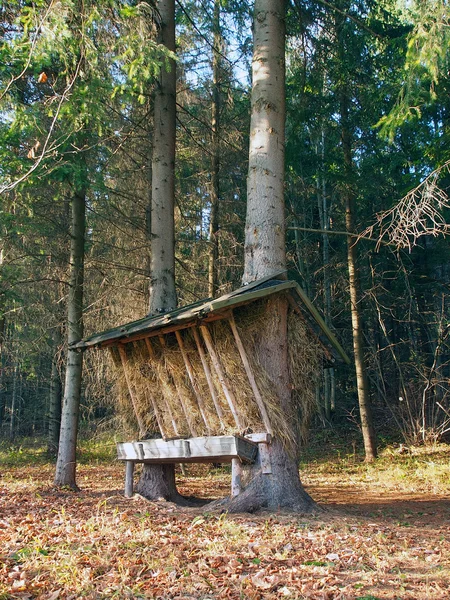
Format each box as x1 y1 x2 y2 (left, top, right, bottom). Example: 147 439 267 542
362 161 450 251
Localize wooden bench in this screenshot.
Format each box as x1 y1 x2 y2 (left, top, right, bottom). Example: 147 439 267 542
117 433 272 498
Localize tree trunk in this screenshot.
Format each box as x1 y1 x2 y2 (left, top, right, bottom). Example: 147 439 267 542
148 0 177 315
0 309 5 427
208 0 221 298
54 183 86 488
138 0 184 503
48 327 62 455
340 91 377 462
223 0 317 513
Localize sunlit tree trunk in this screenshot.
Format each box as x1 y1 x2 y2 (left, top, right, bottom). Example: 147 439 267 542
137 0 184 502
148 0 177 315
226 0 316 513
54 181 86 488
208 0 221 298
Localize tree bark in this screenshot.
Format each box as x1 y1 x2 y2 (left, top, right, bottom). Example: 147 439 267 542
220 0 317 513
138 0 184 503
54 182 86 488
340 88 377 462
243 0 286 282
208 0 221 298
149 0 177 315
48 327 62 455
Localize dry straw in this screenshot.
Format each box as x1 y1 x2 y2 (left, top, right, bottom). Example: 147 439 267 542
111 296 322 450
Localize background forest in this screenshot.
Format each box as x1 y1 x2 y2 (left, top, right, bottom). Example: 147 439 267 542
0 0 449 454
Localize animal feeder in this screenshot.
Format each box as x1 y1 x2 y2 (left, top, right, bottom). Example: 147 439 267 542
74 274 349 497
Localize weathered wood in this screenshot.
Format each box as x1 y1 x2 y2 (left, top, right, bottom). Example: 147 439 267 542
145 337 180 438
245 432 272 444
228 313 273 435
199 324 243 429
192 327 225 427
117 435 257 464
231 458 242 497
258 442 272 474
124 460 135 497
117 344 146 437
175 330 211 433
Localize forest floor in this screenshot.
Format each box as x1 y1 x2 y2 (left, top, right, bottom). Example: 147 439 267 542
1 437 449 599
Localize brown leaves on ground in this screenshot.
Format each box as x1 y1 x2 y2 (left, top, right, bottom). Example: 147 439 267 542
1 462 449 599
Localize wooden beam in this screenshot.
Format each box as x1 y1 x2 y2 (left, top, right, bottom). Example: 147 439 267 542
124 460 134 497
117 344 146 437
228 313 273 435
117 435 257 463
199 324 243 430
144 337 180 438
192 327 225 427
175 330 212 434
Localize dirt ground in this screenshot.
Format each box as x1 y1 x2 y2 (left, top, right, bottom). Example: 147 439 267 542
1 462 449 599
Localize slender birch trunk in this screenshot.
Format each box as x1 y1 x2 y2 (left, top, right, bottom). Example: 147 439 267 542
54 182 86 488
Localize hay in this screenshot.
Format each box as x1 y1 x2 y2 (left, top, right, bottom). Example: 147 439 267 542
287 311 322 445
110 296 322 449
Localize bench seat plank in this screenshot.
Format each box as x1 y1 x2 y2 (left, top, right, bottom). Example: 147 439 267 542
117 435 258 464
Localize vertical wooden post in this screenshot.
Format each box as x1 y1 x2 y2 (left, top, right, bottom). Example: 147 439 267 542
175 330 212 433
124 460 135 497
145 337 180 437
228 313 273 435
200 324 243 430
117 344 146 437
192 327 225 427
231 458 242 497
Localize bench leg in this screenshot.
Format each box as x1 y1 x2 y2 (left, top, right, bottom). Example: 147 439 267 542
231 458 242 497
125 461 135 498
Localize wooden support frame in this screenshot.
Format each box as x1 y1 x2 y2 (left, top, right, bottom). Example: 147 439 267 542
144 337 180 438
199 324 243 430
117 344 146 437
175 330 212 434
124 460 135 497
228 312 273 435
192 327 225 428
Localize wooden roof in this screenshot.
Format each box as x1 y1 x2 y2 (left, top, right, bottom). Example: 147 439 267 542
74 274 350 364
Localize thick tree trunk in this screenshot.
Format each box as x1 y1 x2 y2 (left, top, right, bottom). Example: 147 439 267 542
223 297 316 513
208 0 221 298
340 92 377 462
54 183 86 488
149 0 177 315
221 0 317 513
48 327 62 455
243 0 286 282
138 0 182 503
